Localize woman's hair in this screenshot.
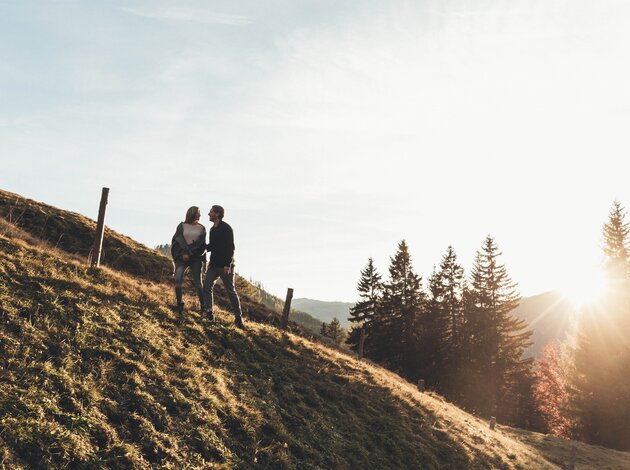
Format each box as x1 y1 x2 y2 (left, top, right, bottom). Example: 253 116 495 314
185 206 201 224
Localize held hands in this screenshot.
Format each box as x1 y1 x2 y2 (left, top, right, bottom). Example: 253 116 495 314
182 253 190 262
224 266 231 275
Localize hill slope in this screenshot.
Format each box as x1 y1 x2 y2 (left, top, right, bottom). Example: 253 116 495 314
2 192 628 469
0 225 559 469
0 189 283 326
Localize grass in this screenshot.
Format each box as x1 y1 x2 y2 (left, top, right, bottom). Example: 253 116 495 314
0 189 324 335
502 427 630 470
0 191 629 469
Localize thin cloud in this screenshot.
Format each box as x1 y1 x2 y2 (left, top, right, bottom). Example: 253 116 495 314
120 6 252 26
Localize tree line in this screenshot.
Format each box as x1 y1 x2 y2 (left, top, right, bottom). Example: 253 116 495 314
347 202 630 449
347 235 536 427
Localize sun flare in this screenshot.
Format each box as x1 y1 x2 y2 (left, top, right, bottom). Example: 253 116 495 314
558 268 608 308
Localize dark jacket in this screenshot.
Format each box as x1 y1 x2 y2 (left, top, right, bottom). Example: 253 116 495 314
171 222 207 262
207 220 235 268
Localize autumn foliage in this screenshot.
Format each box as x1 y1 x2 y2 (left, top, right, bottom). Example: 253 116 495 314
533 342 573 438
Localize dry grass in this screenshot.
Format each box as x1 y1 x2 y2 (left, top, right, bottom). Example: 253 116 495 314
502 427 630 470
1 193 629 469
0 225 554 469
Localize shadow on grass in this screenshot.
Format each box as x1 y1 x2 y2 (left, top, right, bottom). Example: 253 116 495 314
197 325 502 470
1 235 519 469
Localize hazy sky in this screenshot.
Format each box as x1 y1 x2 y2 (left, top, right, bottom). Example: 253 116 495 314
2 0 630 302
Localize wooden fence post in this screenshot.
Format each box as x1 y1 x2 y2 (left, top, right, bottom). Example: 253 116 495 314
568 444 576 470
90 187 109 267
281 288 293 329
489 416 496 431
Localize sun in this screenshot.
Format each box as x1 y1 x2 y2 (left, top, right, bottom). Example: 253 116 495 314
558 268 608 308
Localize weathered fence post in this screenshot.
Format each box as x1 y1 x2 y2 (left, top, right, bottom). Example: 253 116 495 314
568 444 576 470
90 187 109 267
281 288 294 329
417 379 425 392
358 327 366 359
489 416 496 431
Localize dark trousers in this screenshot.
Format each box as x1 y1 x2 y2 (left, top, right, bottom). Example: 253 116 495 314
203 266 243 319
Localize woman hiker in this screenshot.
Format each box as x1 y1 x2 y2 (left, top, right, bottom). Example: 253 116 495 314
171 206 207 314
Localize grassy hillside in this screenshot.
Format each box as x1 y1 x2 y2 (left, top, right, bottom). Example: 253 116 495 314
1 192 628 469
503 427 630 470
0 189 283 327
0 226 557 469
0 189 169 282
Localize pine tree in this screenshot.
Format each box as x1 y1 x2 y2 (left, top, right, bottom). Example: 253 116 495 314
419 246 464 393
602 200 630 283
570 201 630 450
459 236 533 424
347 258 382 352
324 317 346 345
370 240 425 377
571 301 630 449
440 246 465 346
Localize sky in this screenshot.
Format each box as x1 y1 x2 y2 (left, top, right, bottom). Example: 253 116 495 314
2 0 630 302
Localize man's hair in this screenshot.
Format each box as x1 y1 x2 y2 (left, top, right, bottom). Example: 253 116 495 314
211 205 225 220
185 206 201 224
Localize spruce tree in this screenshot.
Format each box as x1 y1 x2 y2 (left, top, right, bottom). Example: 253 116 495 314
325 317 346 345
371 240 425 377
347 258 382 352
459 236 533 424
602 200 630 283
571 201 630 450
422 246 465 395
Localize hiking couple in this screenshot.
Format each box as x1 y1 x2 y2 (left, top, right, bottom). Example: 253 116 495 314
171 205 245 329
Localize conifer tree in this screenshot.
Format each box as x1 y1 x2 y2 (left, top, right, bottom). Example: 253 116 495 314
459 236 533 424
347 258 382 352
440 246 466 345
324 317 346 345
570 201 630 450
602 200 630 283
420 246 464 392
370 240 425 377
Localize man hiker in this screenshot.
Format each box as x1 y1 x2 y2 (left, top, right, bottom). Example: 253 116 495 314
203 204 245 329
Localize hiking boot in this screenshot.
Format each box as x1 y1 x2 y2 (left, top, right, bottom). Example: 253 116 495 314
204 310 215 322
176 303 184 315
234 317 245 329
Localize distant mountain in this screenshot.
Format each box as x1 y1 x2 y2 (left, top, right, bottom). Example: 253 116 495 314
292 298 354 327
294 292 576 357
512 291 577 358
